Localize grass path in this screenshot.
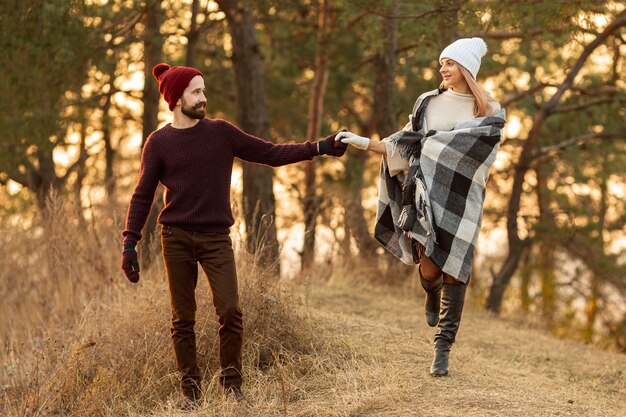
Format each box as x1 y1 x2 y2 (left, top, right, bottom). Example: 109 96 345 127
294 281 626 417
38 278 621 417
4 261 624 416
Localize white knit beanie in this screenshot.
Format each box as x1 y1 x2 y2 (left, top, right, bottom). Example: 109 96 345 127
439 37 487 79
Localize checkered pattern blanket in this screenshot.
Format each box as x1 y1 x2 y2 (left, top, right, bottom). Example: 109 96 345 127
374 92 506 282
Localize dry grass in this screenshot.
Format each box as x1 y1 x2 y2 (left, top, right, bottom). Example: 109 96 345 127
0 194 121 348
298 279 625 417
1 197 625 416
1 262 337 417
0 195 347 416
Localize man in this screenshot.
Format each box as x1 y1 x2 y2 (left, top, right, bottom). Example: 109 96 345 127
120 63 347 404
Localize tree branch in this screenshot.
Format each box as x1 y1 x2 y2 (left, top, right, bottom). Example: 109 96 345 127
362 5 455 20
97 9 146 39
531 132 616 162
357 41 430 68
6 171 30 188
570 85 620 96
552 97 624 113
3 147 35 187
501 83 557 108
5 173 29 187
467 27 569 40
560 237 626 295
61 152 90 184
60 140 103 184
345 11 369 31
544 9 626 114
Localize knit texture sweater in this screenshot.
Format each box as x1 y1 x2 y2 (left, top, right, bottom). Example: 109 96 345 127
123 118 319 243
384 89 500 177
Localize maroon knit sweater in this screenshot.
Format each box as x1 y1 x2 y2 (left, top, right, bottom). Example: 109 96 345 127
122 118 320 243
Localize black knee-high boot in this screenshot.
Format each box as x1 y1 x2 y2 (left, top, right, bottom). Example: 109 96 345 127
418 266 443 327
430 282 467 376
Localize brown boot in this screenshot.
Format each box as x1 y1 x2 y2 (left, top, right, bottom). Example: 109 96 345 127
224 385 244 401
181 381 202 409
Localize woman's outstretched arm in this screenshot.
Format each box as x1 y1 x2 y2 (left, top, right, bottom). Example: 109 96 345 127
336 131 387 156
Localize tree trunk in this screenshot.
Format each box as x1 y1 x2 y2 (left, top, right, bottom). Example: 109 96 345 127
519 247 532 312
436 0 461 48
185 0 201 67
141 3 162 147
101 92 115 199
373 0 399 139
74 109 88 227
217 0 280 274
536 166 556 327
341 0 401 266
485 241 527 312
141 1 164 257
539 242 556 326
30 148 59 212
584 165 608 342
343 147 379 256
373 0 414 279
301 0 332 271
584 278 599 343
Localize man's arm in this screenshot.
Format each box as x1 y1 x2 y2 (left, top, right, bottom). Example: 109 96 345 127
122 137 162 243
120 138 161 283
224 121 345 166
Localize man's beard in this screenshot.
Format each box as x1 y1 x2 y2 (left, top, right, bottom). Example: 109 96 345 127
181 97 206 119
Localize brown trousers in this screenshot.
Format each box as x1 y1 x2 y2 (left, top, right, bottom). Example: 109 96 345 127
161 225 243 393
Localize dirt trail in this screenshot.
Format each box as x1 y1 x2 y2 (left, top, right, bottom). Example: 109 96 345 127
303 282 626 417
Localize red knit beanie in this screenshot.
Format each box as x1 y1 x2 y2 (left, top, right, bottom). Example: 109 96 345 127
152 63 204 111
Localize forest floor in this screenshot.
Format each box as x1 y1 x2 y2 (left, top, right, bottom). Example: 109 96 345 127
4 274 625 417
151 278 626 417
280 281 626 417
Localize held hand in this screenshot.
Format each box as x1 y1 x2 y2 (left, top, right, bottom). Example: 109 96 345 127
121 242 140 283
336 131 370 150
317 129 349 157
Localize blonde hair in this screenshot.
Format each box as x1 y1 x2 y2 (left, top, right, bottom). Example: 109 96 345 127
439 62 493 117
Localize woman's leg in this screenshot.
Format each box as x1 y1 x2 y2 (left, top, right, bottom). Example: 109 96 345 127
418 248 444 327
417 249 442 282
431 273 467 376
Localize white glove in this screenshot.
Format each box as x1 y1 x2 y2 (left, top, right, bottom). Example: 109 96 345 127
336 131 370 150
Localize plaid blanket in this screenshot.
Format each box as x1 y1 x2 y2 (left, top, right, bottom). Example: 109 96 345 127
374 90 506 283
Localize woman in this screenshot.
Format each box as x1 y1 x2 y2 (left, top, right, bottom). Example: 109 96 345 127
337 37 506 376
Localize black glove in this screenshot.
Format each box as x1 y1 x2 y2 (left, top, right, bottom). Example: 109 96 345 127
121 241 140 283
317 129 348 157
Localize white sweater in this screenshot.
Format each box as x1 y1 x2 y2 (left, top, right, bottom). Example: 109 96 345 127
383 89 500 177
